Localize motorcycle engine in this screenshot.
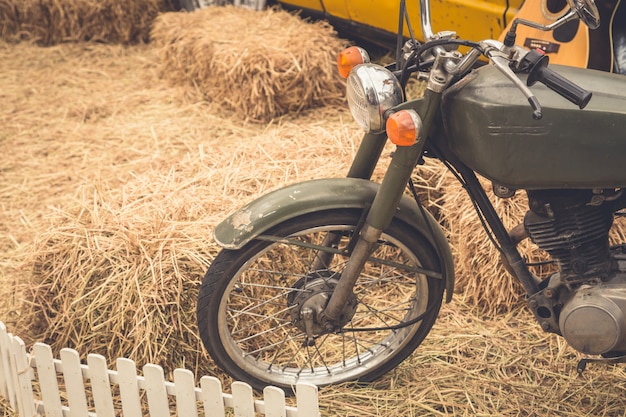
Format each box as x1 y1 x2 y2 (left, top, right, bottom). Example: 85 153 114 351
558 272 626 355
524 189 626 355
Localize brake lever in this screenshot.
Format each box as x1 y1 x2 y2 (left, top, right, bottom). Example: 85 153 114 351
490 54 543 120
480 40 543 119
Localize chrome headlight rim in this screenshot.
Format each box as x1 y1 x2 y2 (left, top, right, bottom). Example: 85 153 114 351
346 63 404 134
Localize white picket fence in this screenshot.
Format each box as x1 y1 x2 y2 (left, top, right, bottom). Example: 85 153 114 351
0 321 320 416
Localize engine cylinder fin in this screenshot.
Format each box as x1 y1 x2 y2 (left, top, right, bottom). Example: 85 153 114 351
525 199 613 284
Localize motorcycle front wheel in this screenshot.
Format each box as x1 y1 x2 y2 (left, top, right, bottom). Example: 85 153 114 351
197 209 446 391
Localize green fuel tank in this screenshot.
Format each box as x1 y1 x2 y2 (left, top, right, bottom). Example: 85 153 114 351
440 64 626 190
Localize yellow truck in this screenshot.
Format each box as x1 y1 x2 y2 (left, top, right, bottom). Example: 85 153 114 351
178 0 625 72
276 0 523 46
179 0 523 46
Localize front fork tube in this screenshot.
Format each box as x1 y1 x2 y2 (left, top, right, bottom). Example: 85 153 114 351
325 144 426 322
346 131 389 180
323 91 441 323
311 132 388 272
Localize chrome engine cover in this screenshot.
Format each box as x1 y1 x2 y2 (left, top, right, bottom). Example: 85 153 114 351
559 282 626 355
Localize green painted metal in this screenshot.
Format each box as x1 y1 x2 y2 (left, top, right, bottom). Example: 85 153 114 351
213 177 455 300
346 132 387 180
441 64 626 189
364 88 442 232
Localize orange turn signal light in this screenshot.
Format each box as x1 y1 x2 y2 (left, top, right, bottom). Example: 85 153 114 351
337 46 370 79
386 110 422 147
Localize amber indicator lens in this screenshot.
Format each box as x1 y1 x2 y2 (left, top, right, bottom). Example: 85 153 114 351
337 46 370 79
386 110 422 146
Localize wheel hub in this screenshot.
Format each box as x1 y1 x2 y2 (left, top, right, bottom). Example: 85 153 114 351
288 274 358 337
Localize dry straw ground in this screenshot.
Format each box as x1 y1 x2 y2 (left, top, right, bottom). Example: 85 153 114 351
1 4 626 417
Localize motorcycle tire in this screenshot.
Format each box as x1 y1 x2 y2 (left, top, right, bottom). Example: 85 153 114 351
197 209 446 391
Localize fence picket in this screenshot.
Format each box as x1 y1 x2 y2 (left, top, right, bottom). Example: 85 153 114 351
33 342 63 417
0 322 321 417
60 348 90 417
264 385 287 417
10 336 36 417
87 354 115 417
200 375 225 417
173 368 199 417
232 381 255 417
116 357 143 417
296 383 320 417
0 322 9 401
143 364 170 417
0 323 16 410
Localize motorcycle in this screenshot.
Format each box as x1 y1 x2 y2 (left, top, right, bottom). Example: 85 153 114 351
196 0 626 391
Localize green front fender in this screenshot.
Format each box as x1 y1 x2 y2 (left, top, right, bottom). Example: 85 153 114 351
214 177 455 301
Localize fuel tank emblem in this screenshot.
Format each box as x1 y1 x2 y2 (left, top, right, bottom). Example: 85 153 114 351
487 124 550 136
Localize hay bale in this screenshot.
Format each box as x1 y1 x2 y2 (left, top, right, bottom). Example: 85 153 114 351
410 157 450 221
0 1 18 40
151 6 347 122
0 0 169 45
19 180 214 375
610 216 626 244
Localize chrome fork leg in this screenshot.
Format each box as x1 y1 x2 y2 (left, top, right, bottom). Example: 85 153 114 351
322 223 381 323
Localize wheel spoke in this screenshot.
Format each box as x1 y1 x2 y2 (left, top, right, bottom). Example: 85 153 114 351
237 323 289 344
309 341 332 375
230 287 293 312
356 301 408 329
229 305 296 338
199 211 444 389
245 328 303 357
258 234 442 279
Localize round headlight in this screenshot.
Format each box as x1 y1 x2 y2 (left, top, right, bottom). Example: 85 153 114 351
346 64 404 133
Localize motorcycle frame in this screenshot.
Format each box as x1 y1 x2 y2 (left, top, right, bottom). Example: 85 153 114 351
429 142 541 297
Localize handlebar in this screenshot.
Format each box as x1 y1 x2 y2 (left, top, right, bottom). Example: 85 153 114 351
522 49 592 109
414 0 594 114
397 32 591 118
480 42 592 118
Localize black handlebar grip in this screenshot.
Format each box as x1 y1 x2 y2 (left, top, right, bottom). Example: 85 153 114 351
526 52 592 109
